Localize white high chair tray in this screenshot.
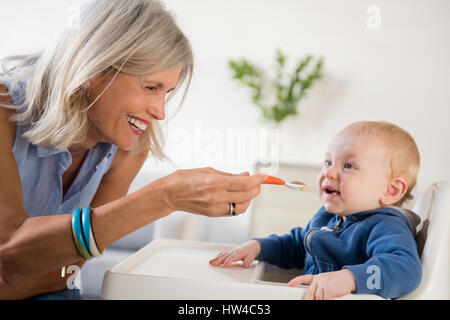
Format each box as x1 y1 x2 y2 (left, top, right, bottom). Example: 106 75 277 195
101 239 382 300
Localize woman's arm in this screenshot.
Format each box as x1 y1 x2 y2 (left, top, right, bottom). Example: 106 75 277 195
90 146 151 209
0 85 265 297
0 97 152 297
86 147 170 249
0 260 84 300
0 145 169 286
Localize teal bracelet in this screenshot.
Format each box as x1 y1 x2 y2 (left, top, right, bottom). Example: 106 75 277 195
71 208 93 260
81 207 93 256
81 206 104 257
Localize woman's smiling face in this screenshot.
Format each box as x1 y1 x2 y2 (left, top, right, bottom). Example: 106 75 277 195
317 131 392 216
85 66 182 151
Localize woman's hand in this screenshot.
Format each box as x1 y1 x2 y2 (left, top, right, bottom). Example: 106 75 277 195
209 240 261 268
287 269 357 300
159 167 267 217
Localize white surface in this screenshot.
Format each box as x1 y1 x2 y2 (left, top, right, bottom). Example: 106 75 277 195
101 239 383 300
159 0 450 203
128 246 262 283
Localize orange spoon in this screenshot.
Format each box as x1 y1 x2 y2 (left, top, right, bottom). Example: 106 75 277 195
263 176 305 190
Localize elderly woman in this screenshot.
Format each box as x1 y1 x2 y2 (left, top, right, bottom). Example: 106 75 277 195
0 0 266 299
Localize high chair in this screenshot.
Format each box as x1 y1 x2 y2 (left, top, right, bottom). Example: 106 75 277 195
259 181 450 300
101 181 449 300
399 181 450 299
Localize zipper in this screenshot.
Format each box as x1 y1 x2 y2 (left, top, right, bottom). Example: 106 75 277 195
305 229 321 253
305 215 346 268
305 228 320 272
321 215 346 232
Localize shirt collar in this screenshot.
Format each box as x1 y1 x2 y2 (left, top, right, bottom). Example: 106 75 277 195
37 143 116 160
37 145 68 158
95 143 117 165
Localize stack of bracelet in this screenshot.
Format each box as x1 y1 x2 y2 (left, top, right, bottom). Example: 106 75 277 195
71 206 104 260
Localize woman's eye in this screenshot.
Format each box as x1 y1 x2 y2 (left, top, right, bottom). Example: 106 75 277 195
146 86 157 92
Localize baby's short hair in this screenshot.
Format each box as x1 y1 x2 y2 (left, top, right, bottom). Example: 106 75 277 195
341 121 420 207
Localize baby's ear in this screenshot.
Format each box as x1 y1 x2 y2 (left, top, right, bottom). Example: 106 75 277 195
380 177 408 206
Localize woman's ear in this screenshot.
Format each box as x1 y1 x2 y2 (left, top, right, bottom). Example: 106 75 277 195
380 177 408 206
80 79 94 95
80 73 106 98
82 70 111 91
82 81 91 90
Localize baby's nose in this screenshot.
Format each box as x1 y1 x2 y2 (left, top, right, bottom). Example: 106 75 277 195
325 166 338 180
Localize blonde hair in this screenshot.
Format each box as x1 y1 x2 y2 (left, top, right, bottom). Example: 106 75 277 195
0 0 193 157
341 121 420 207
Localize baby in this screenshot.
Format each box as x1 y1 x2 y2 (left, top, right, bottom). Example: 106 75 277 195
210 121 422 300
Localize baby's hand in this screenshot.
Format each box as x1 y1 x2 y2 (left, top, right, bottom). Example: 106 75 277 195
209 240 261 268
287 269 356 300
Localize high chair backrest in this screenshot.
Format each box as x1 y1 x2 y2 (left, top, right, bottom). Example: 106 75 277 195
400 181 450 299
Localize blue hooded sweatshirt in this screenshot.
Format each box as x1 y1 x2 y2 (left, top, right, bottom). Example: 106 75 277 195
255 206 422 299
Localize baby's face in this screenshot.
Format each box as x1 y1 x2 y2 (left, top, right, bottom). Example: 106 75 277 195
317 131 392 216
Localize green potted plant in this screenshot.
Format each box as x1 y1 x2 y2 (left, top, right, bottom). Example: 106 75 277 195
229 49 324 126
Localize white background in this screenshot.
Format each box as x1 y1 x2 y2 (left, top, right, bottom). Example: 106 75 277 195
1 0 449 242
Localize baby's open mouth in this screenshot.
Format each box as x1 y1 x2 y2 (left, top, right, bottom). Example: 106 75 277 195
324 186 340 195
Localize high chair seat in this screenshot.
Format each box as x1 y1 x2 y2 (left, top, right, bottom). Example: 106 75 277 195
399 181 450 299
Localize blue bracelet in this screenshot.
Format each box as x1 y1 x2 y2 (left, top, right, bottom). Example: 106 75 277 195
81 207 92 255
81 206 104 257
71 208 92 260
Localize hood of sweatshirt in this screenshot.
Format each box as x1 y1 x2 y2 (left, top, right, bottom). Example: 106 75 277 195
345 205 421 237
387 206 421 237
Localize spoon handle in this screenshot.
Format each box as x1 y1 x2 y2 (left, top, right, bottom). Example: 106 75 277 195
262 176 286 185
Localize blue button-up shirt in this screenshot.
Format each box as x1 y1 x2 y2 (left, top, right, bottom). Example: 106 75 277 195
5 81 117 217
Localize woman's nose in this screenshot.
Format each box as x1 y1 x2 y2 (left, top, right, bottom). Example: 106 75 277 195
146 97 166 121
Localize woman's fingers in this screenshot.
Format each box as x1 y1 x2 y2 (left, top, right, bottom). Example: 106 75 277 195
216 200 251 216
223 173 268 191
164 168 265 217
234 200 251 215
197 167 232 175
219 186 262 205
204 183 261 216
199 167 249 177
209 199 252 217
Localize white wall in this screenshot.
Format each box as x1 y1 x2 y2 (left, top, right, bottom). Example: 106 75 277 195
160 0 450 197
2 0 449 243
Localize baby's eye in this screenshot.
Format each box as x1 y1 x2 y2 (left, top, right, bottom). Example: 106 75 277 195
344 163 353 169
324 160 332 166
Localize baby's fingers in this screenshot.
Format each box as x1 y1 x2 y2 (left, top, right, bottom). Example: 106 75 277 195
288 274 314 287
242 255 255 268
304 281 318 300
209 251 231 266
222 250 250 268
